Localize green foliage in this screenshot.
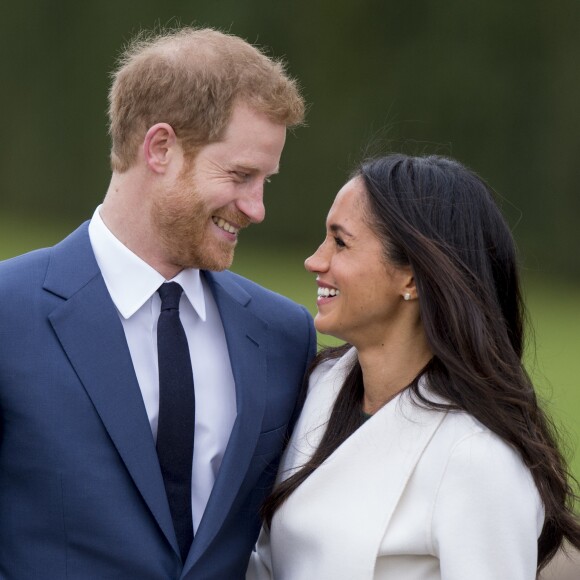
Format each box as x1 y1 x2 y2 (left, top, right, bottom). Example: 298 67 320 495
1 0 580 277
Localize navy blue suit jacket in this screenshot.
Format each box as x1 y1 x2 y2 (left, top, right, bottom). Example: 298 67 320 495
0 223 316 579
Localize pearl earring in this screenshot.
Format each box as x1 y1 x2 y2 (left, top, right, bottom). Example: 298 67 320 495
403 292 412 301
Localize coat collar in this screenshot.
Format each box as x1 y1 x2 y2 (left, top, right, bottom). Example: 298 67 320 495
276 348 448 578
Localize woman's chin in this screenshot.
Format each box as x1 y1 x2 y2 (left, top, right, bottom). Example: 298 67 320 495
314 318 347 343
313 316 330 336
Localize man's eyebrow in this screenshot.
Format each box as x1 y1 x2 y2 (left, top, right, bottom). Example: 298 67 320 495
329 223 354 237
232 163 280 176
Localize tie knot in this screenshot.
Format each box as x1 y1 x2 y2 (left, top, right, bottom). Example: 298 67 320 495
158 282 184 311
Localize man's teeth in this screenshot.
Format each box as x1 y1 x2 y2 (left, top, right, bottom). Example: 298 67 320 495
212 216 239 234
317 287 340 298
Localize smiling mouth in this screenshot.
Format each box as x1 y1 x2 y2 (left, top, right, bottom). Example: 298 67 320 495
317 287 341 298
212 216 239 235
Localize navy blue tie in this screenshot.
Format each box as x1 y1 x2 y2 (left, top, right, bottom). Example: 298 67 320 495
156 282 195 562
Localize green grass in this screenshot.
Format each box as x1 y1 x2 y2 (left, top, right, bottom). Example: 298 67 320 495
0 214 76 258
523 279 580 480
2 216 579 490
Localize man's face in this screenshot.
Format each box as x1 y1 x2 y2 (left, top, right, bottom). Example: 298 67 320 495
152 102 287 271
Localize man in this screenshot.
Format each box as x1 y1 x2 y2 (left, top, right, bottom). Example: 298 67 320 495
0 28 316 579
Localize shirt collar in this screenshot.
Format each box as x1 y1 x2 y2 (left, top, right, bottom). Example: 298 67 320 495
88 205 207 321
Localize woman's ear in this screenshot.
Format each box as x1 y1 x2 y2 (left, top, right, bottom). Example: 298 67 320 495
143 123 179 174
400 267 418 301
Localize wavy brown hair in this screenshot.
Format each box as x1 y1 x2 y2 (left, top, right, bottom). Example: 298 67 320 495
262 154 580 571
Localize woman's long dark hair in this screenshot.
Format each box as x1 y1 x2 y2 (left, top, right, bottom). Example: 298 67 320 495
261 154 580 570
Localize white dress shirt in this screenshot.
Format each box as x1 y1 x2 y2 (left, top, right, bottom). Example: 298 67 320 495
88 206 236 533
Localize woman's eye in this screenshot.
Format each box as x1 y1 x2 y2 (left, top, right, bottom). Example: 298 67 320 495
334 236 346 248
233 171 249 181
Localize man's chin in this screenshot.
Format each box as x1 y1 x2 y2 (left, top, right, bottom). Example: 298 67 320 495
183 251 235 272
204 261 232 272
213 254 235 271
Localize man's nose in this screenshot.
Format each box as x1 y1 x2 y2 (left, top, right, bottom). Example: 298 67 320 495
237 183 266 224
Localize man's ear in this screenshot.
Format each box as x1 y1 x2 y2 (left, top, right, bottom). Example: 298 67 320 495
143 123 179 174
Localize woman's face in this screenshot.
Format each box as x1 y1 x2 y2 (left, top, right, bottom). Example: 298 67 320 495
304 177 413 347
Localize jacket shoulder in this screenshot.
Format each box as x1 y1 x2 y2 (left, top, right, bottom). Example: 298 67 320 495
0 222 92 298
211 269 311 320
0 247 52 289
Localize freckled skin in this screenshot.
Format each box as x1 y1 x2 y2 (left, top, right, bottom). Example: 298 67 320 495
152 103 287 272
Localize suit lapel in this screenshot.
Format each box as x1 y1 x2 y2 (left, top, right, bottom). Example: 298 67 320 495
45 224 177 554
186 271 269 567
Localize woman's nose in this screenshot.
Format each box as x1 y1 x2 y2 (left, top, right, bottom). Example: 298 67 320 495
304 242 329 273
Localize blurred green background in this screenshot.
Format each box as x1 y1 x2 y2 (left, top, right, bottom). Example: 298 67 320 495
1 2 579 485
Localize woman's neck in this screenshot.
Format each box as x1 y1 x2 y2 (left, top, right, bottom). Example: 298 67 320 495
357 328 432 415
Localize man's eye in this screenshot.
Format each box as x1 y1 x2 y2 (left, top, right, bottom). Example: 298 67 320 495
233 171 249 180
334 236 346 248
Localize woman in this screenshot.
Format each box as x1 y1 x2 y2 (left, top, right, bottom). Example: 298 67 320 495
247 154 580 579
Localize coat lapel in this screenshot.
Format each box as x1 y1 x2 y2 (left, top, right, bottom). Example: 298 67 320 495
278 348 447 578
44 224 177 554
186 271 269 567
349 392 447 564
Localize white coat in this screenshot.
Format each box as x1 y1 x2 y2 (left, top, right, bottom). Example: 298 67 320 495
247 348 544 580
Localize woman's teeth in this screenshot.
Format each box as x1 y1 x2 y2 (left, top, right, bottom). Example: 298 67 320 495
212 216 239 234
317 287 340 298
